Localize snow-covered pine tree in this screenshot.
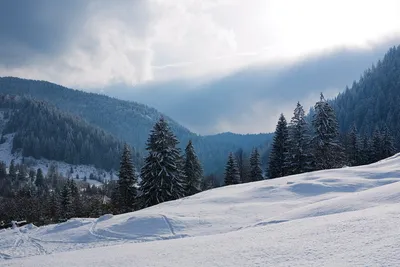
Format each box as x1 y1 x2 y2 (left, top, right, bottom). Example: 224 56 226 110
116 144 138 213
311 93 344 170
183 140 203 196
224 152 241 185
286 102 312 175
139 117 186 208
268 114 289 178
249 148 263 182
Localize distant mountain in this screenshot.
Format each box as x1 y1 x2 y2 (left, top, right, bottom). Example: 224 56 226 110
0 95 124 171
331 45 400 148
0 77 273 174
0 77 192 151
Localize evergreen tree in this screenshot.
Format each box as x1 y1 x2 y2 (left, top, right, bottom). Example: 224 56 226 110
0 161 7 180
346 124 360 166
48 192 61 222
249 148 263 182
9 159 16 180
359 135 372 165
372 129 382 162
381 126 395 159
61 181 74 219
224 153 240 185
311 93 344 170
234 148 250 183
35 168 45 188
286 102 312 174
183 140 203 196
28 169 36 183
116 144 138 213
268 114 289 178
139 117 186 208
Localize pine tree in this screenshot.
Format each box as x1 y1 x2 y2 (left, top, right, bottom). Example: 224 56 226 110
116 144 138 213
61 181 73 219
48 192 61 222
311 93 344 170
29 169 36 183
286 102 312 175
139 117 186 208
183 140 203 196
372 129 382 162
249 148 263 182
35 168 45 188
381 126 395 159
347 124 360 166
69 179 82 217
9 159 16 180
224 153 241 185
359 135 372 165
268 114 289 178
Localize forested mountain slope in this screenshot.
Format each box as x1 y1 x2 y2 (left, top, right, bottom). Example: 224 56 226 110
0 77 192 151
332 45 400 147
0 77 273 174
0 95 124 170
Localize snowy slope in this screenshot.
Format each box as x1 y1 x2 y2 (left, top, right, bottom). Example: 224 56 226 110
2 154 400 266
0 133 117 185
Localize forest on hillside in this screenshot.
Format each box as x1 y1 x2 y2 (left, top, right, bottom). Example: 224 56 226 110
0 96 131 170
332 46 400 148
0 77 273 175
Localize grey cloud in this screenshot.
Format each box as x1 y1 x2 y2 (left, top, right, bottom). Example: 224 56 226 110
0 0 87 66
107 38 400 134
0 0 150 67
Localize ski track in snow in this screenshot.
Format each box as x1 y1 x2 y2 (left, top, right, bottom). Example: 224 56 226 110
160 214 176 236
2 154 400 266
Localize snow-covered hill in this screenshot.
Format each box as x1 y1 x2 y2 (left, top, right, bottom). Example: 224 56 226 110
2 154 400 266
0 133 117 185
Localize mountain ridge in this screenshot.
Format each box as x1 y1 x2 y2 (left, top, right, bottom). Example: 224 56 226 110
0 77 273 174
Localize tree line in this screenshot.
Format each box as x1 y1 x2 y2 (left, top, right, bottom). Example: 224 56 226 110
1 95 396 225
0 161 112 226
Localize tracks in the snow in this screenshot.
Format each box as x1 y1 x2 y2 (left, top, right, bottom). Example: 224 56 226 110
160 214 176 236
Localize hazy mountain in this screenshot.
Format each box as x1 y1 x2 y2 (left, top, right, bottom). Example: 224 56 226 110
0 77 272 174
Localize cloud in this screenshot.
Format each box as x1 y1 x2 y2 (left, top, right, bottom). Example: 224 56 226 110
0 0 400 87
108 39 399 134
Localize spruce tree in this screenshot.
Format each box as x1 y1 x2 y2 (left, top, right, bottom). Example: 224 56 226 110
286 102 312 174
381 126 395 159
9 159 16 180
268 114 289 178
359 135 372 165
183 140 203 196
61 181 73 219
311 93 344 170
249 148 263 182
372 129 382 162
347 124 360 166
224 152 241 185
139 117 186 208
116 144 138 213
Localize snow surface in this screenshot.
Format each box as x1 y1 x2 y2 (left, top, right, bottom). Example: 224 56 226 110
0 133 117 185
2 154 400 266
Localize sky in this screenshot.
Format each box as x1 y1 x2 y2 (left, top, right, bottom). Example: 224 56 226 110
1 0 400 134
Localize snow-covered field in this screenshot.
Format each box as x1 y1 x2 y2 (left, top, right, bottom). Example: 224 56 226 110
2 154 400 266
